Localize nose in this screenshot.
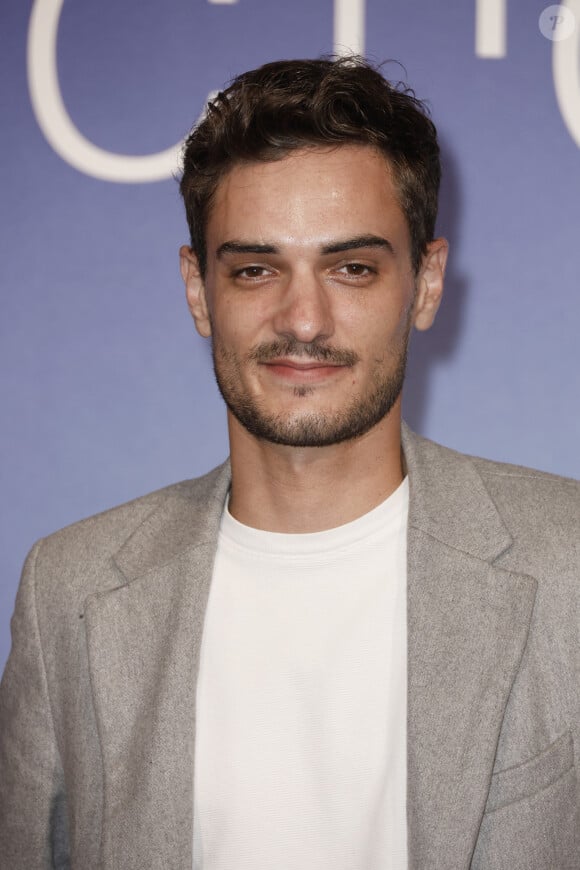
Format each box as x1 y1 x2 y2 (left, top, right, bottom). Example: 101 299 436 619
271 268 335 344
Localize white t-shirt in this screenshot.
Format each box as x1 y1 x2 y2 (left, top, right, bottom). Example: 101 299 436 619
193 478 409 870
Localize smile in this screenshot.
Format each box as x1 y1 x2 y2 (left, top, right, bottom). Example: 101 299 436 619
261 359 348 383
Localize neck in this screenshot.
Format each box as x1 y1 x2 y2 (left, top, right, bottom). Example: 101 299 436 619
227 405 404 533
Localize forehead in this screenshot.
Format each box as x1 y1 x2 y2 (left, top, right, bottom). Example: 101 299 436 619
206 144 410 251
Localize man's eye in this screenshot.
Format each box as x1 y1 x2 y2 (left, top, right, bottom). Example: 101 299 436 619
338 263 374 277
233 266 269 279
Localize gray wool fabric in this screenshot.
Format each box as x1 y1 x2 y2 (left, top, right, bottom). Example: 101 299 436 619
0 423 579 869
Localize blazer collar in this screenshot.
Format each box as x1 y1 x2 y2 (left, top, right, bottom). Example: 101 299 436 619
112 422 512 585
401 422 512 562
113 461 231 583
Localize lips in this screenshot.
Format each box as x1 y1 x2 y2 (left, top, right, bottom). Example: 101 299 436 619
266 359 342 369
261 358 347 382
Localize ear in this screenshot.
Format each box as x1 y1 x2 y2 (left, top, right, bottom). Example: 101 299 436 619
179 245 212 338
412 237 448 332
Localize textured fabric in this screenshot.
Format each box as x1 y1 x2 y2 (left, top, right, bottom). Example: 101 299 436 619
0 424 579 869
192 480 408 869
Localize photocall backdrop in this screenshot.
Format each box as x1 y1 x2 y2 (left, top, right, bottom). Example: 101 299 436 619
1 0 579 672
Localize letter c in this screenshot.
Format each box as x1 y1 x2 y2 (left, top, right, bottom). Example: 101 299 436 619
27 0 184 183
27 0 367 183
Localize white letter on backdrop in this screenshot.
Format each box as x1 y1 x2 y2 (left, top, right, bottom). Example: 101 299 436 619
28 0 399 180
27 0 183 183
334 0 365 56
553 0 580 148
475 0 507 57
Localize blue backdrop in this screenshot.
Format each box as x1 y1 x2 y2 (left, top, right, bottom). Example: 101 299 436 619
2 0 579 672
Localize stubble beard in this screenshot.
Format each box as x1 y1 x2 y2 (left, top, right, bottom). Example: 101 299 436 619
210 328 411 448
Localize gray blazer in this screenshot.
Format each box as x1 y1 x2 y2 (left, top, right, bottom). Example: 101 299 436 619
1 425 579 869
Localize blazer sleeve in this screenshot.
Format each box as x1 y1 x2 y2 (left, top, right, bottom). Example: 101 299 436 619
0 540 69 869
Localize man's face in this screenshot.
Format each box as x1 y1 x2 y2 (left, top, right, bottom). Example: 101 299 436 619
182 144 446 448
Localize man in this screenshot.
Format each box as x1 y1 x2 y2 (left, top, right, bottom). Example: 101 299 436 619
0 56 578 870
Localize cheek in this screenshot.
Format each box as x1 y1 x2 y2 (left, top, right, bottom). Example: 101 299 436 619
337 274 414 338
211 301 271 363
360 308 413 365
219 294 279 343
211 299 247 340
348 305 407 345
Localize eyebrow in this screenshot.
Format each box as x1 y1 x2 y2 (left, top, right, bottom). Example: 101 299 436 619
320 235 394 256
215 235 394 260
216 241 278 259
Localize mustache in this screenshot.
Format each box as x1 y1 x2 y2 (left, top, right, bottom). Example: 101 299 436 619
248 338 359 367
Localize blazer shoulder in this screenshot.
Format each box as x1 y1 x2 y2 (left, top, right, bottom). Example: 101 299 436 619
402 424 579 564
408 422 580 517
30 461 230 578
470 452 579 488
466 454 580 574
470 454 580 519
405 424 579 496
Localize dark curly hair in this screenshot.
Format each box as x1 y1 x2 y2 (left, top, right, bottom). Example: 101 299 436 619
179 56 440 276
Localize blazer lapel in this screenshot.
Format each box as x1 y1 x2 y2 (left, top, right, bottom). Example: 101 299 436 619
402 426 537 868
84 464 231 870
